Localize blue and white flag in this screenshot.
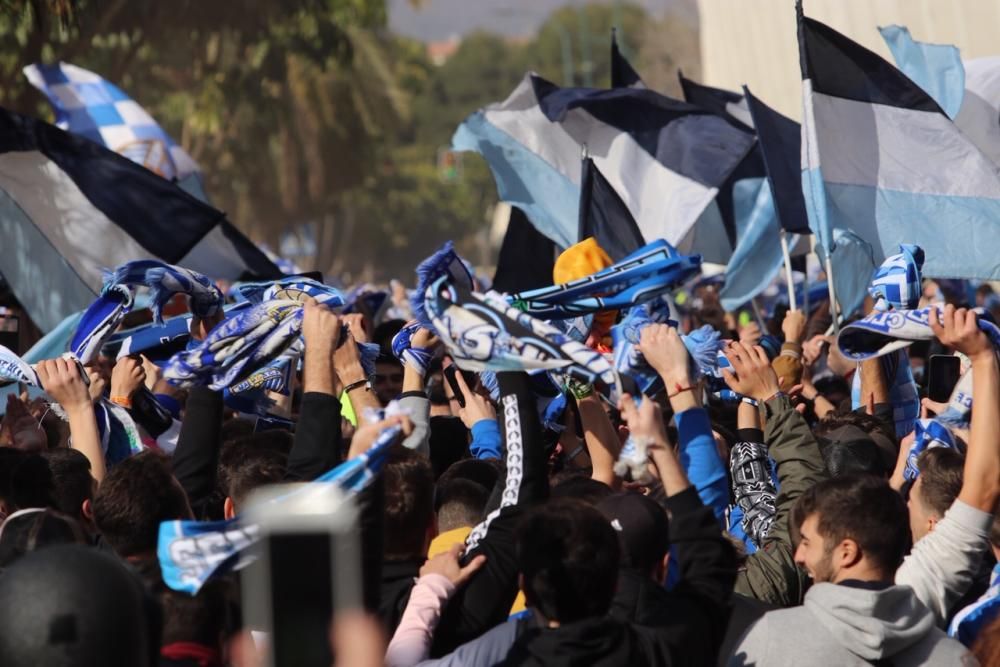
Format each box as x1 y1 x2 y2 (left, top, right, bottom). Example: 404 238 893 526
452 73 756 251
158 422 402 594
24 62 200 182
878 26 1000 170
103 260 224 325
0 108 280 332
798 7 1000 283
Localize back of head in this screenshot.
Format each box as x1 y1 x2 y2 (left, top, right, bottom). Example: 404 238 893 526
0 508 85 569
793 475 909 577
93 450 192 558
550 473 614 506
218 433 292 510
383 446 434 560
815 413 896 473
597 492 670 573
436 478 488 533
43 449 93 520
914 447 964 518
436 458 500 493
819 437 886 478
517 498 620 624
427 416 471 479
0 449 54 513
0 544 157 667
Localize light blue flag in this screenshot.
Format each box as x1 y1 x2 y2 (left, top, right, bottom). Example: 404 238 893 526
814 229 875 319
719 177 788 312
799 12 1000 283
880 25 965 120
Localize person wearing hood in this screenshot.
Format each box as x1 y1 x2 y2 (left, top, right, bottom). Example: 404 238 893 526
728 475 971 666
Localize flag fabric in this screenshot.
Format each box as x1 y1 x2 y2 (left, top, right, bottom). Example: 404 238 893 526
452 73 757 251
24 62 199 182
102 260 224 325
0 108 280 331
578 157 645 262
492 207 557 294
610 29 644 89
678 72 754 130
879 25 965 119
742 87 811 234
878 26 1000 169
798 7 1000 283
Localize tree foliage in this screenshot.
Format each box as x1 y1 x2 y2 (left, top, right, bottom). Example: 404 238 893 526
0 1 698 280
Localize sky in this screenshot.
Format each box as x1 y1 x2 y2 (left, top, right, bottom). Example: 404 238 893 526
388 0 686 42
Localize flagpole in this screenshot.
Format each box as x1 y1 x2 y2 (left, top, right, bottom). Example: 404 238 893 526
779 233 797 311
803 238 813 316
824 253 841 336
750 297 768 332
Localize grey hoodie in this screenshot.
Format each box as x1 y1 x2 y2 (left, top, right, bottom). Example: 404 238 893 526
728 582 973 666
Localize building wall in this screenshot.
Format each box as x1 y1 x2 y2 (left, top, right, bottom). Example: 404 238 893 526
698 0 1000 119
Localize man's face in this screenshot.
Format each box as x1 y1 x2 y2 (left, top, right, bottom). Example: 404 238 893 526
374 361 404 406
794 513 836 583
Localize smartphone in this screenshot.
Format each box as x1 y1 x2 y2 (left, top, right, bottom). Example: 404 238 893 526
241 484 361 667
927 354 961 403
443 365 466 408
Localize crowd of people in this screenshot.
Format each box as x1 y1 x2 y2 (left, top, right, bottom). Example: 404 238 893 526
2 238 1000 667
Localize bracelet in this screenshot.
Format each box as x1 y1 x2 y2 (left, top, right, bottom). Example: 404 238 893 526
110 396 132 409
740 396 759 407
668 383 697 399
564 378 594 400
343 378 371 393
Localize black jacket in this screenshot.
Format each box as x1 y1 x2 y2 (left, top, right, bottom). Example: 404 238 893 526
504 487 736 667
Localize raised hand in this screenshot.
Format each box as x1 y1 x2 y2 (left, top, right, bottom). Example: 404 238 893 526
110 356 146 401
637 324 691 387
721 341 781 402
929 305 993 362
38 358 92 412
419 543 487 588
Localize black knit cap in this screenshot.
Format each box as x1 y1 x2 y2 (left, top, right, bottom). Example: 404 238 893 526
596 492 670 572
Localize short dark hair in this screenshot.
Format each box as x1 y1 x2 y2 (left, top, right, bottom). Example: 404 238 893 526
217 433 292 509
43 449 93 519
0 449 54 512
550 474 614 506
383 446 434 560
819 438 885 478
0 508 86 569
792 475 909 577
517 498 620 623
915 447 964 518
436 479 488 532
93 451 192 557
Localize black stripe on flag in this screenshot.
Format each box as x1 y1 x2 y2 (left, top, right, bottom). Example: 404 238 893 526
578 157 645 262
743 86 811 233
531 75 757 189
610 29 642 89
797 7 942 114
492 207 557 294
678 72 753 132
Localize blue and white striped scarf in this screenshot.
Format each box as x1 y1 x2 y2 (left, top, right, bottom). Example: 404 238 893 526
424 276 615 388
71 284 135 365
391 322 434 378
103 260 223 324
157 420 403 594
903 418 959 482
412 241 476 328
161 300 304 391
869 244 924 312
508 240 701 319
235 277 345 308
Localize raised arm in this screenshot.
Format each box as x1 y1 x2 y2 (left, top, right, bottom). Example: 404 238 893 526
287 301 344 481
430 371 548 656
730 399 777 551
723 342 827 606
639 324 728 523
37 358 105 483
576 389 621 488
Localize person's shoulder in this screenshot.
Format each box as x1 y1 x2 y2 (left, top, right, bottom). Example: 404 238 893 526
917 626 975 661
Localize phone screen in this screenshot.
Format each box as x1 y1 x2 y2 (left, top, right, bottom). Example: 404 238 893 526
267 533 335 666
444 365 466 408
927 355 961 403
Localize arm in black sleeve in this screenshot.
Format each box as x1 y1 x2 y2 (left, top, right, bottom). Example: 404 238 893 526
430 372 548 656
648 487 738 667
285 392 343 481
170 386 224 517
127 388 174 439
